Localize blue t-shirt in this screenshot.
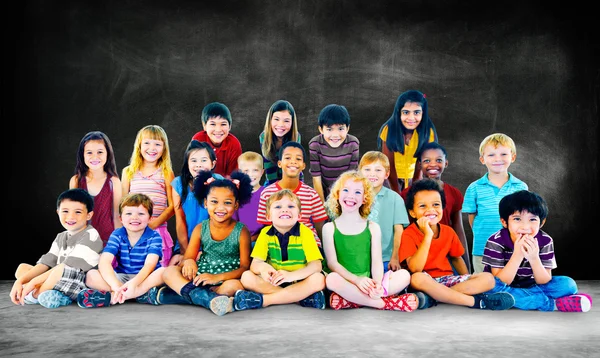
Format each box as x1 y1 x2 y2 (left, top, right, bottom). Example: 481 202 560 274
103 226 163 274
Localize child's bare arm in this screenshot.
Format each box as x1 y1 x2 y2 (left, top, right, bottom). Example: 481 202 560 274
276 259 322 284
406 217 434 273
10 264 51 305
250 258 276 280
98 253 122 291
467 213 475 229
172 189 189 254
121 167 131 196
111 176 123 229
149 170 175 229
451 209 470 272
369 222 384 283
312 176 325 204
388 224 404 271
450 256 468 275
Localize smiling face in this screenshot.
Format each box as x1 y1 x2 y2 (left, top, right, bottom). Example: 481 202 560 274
278 146 306 179
338 179 365 214
267 195 300 233
203 116 231 146
83 139 107 171
400 102 423 131
204 187 238 224
360 160 389 190
188 148 215 177
420 148 448 180
408 190 443 225
319 123 349 148
480 144 516 175
120 204 151 235
271 110 293 139
238 160 264 188
502 210 545 243
140 137 164 164
57 199 93 235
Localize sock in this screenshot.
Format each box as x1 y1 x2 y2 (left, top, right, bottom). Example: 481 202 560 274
24 291 39 304
180 282 197 302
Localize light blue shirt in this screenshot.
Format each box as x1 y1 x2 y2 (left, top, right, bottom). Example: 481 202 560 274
368 187 410 261
462 173 528 256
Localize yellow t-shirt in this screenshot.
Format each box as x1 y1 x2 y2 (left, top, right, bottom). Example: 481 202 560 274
252 223 323 272
379 125 435 184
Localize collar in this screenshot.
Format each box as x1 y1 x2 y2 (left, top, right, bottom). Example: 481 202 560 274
266 221 301 237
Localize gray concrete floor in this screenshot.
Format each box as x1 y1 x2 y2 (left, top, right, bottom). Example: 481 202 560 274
0 280 598 358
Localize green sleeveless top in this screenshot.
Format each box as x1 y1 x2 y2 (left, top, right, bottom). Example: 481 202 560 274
333 220 371 278
196 219 244 275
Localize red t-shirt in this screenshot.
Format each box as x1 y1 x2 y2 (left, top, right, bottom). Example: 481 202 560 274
191 131 242 177
399 223 464 278
401 182 464 226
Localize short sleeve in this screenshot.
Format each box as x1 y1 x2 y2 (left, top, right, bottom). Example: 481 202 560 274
308 136 322 177
447 228 465 258
301 228 323 263
461 182 477 213
251 229 270 261
398 225 419 264
392 193 410 226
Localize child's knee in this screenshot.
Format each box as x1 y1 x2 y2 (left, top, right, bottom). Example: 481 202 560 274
553 276 578 295
410 272 429 289
325 272 343 291
161 265 180 280
240 270 256 287
477 272 496 288
85 269 99 286
306 272 326 290
392 269 411 282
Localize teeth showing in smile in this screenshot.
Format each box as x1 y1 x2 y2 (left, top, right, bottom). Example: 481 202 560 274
279 215 291 219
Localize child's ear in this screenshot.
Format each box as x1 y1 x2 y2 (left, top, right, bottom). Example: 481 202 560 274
318 126 324 135
408 209 416 219
479 156 485 165
540 218 546 228
277 160 282 168
265 211 271 222
87 210 94 221
234 201 239 211
500 218 508 228
211 160 216 169
511 153 517 163
204 198 208 207
444 159 449 169
202 122 206 130
385 171 390 180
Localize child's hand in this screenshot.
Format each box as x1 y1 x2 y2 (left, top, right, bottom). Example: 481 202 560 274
18 282 37 306
194 273 221 286
270 270 293 286
369 282 384 299
520 234 540 261
416 217 434 239
354 277 376 295
181 259 198 281
260 267 277 284
114 281 137 304
513 234 527 260
388 259 401 272
9 281 24 305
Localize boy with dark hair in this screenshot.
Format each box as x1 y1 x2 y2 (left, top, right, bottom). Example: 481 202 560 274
9 188 103 308
257 141 329 247
191 101 242 177
308 104 360 203
483 190 592 312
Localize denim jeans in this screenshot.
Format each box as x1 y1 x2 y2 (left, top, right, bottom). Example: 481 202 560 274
488 276 578 311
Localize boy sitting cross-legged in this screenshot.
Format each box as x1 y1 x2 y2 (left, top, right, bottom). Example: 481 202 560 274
234 189 326 310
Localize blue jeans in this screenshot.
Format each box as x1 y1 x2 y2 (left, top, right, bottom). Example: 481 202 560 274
488 276 578 311
383 261 389 273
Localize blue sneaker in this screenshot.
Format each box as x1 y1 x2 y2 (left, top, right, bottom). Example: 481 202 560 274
474 292 515 310
298 291 326 309
415 292 437 309
38 290 72 309
233 290 263 311
77 289 111 308
136 287 160 305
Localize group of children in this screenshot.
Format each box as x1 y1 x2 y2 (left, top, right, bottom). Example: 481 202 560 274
10 90 592 315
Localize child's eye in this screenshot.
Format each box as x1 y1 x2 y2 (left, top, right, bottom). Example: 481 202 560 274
274 205 281 209
422 159 430 164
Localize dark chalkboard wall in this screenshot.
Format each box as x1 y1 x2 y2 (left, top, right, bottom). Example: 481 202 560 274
6 0 598 279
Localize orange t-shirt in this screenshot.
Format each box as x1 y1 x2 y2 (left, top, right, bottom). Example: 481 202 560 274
399 223 464 278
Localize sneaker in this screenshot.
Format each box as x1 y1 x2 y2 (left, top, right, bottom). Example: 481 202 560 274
209 296 234 316
136 287 160 305
556 294 592 313
77 289 111 308
233 290 263 311
415 292 437 309
475 292 515 310
38 290 73 309
298 291 326 309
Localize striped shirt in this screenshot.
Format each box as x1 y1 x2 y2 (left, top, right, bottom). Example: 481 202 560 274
462 173 528 255
103 226 163 274
482 228 556 288
252 222 323 271
257 181 329 246
38 225 103 272
308 133 360 199
129 169 169 228
259 131 303 186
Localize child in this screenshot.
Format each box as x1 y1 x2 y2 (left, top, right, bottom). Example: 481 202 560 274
399 178 515 310
309 104 360 203
257 141 328 247
171 140 224 266
377 90 437 194
192 102 242 177
462 133 528 273
233 189 326 310
157 171 253 316
69 131 122 246
483 190 592 312
9 189 103 308
401 142 470 273
259 99 302 186
233 151 266 243
77 193 165 308
359 151 410 272
122 125 175 267
323 171 417 311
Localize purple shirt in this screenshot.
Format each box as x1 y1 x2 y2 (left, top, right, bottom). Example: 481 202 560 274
482 228 556 288
233 186 265 237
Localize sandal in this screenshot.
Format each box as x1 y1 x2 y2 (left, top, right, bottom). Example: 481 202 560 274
380 293 418 312
329 292 361 310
